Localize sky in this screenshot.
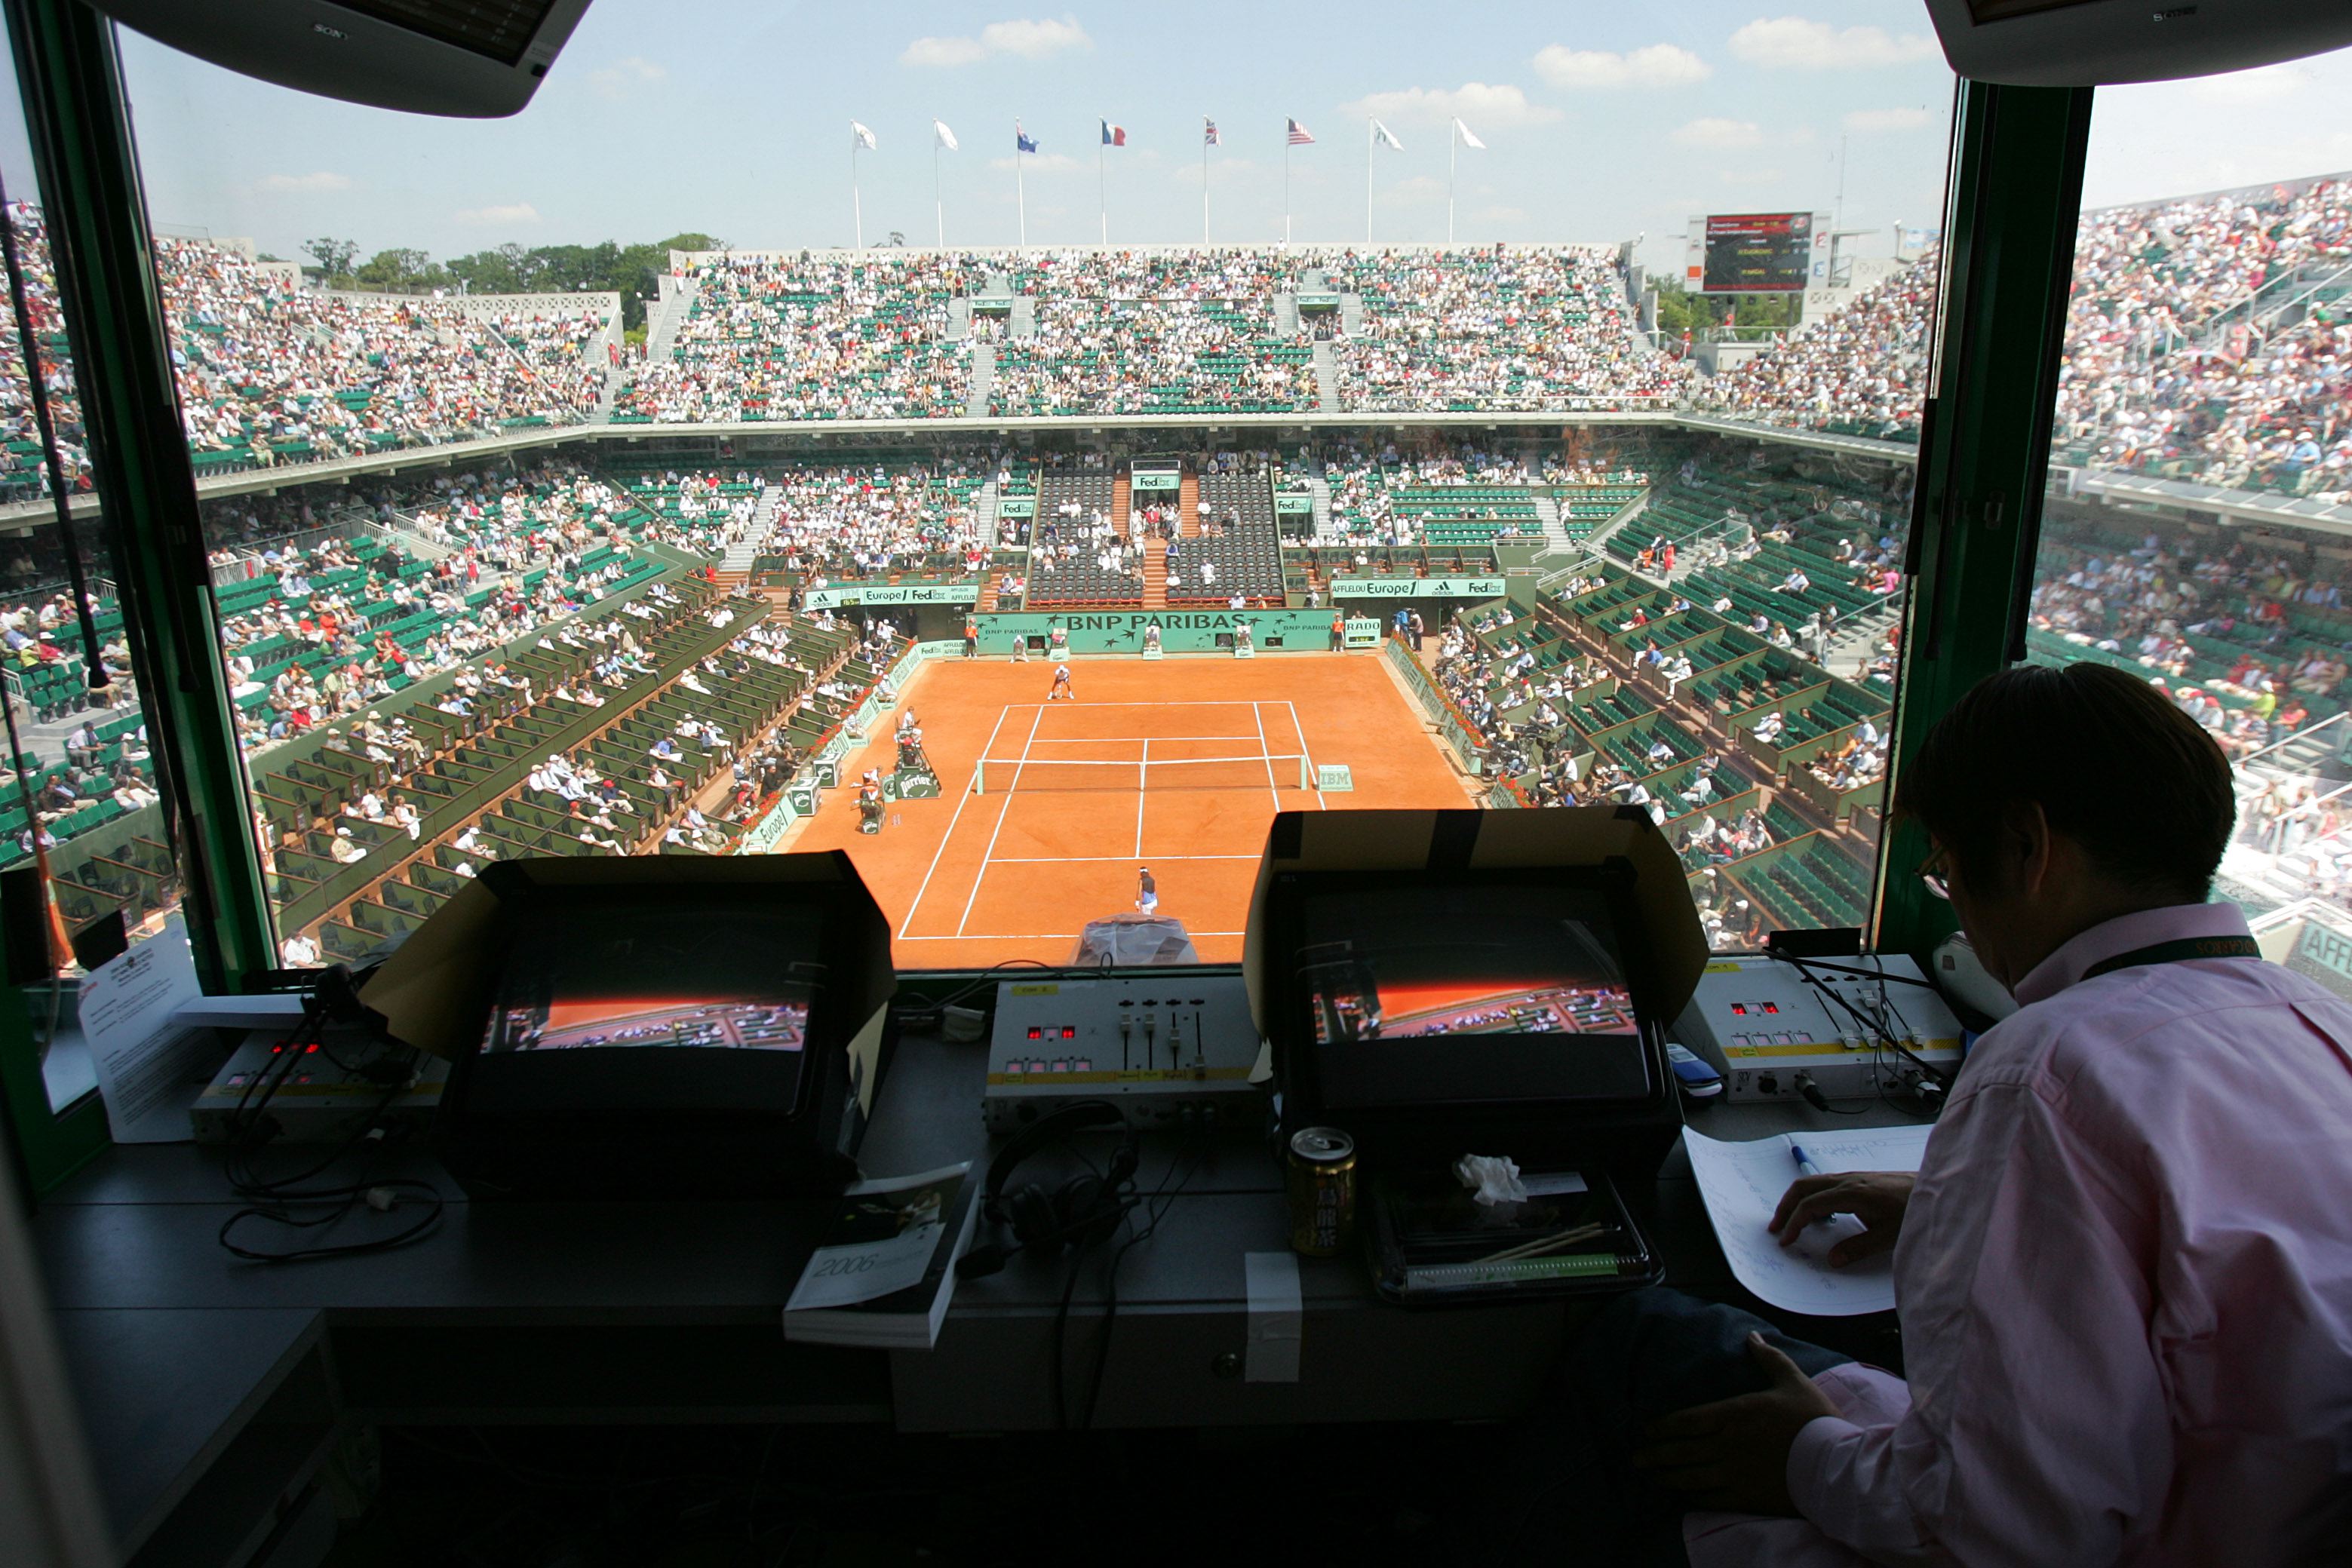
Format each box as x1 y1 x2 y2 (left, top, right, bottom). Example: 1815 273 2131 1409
1 3 2347 280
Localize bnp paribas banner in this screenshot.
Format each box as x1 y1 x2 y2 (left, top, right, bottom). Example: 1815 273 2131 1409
1330 575 1506 600
802 582 981 609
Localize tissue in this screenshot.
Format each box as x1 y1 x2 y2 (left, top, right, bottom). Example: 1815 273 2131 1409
1453 1154 1528 1207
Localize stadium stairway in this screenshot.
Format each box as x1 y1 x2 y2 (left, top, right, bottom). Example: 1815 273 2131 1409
1011 296 1037 339
1143 539 1168 610
1179 471 1202 539
1306 475 1334 537
1311 340 1340 413
644 276 696 365
947 296 971 340
967 344 994 418
1339 294 1365 335
1113 471 1131 535
1273 293 1300 337
1535 494 1575 552
592 363 623 425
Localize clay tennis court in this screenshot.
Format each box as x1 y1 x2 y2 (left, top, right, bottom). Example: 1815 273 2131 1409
785 653 1475 967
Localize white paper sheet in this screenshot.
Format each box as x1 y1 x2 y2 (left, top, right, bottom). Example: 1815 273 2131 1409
78 918 210 1143
1243 1250 1302 1382
1682 1124 1934 1317
785 1162 972 1314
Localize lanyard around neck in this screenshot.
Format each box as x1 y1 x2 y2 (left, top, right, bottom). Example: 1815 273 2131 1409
2079 934 2261 982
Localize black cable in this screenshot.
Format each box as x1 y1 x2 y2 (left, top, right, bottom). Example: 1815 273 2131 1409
1783 954 1951 1109
1079 1138 1206 1432
1772 955 1938 990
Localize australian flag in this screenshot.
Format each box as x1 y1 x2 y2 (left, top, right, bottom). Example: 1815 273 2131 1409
1016 123 1038 154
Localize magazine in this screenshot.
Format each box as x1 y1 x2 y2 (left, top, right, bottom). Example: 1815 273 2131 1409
783 1162 979 1349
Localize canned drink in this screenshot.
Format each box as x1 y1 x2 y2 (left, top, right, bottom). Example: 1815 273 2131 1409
1286 1126 1358 1257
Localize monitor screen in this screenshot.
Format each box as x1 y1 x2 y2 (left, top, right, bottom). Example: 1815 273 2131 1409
1288 880 1652 1106
478 906 819 1091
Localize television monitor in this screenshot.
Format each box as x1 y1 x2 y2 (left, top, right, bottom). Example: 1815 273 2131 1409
1270 870 1658 1117
471 902 822 1114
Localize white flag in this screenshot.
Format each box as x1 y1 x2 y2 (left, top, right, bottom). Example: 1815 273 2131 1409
933 119 959 152
1372 119 1403 151
1454 118 1485 150
852 121 876 149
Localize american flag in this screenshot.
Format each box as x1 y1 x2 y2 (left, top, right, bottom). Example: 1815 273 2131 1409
1204 118 1220 146
1286 118 1315 146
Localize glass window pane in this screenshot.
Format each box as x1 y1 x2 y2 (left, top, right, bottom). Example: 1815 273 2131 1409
2026 45 2352 963
115 8 1956 970
1 27 183 1113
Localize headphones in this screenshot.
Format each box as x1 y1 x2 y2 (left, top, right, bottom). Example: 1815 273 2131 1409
956 1101 1140 1280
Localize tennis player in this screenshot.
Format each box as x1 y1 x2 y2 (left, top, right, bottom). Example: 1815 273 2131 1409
1049 663 1074 702
1137 867 1158 916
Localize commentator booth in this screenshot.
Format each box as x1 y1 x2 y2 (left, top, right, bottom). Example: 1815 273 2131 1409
7 1 2352 1564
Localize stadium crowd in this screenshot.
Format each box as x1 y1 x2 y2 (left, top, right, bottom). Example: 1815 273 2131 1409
612 252 974 423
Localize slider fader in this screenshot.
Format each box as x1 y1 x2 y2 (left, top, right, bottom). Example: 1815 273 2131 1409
981 975 1267 1134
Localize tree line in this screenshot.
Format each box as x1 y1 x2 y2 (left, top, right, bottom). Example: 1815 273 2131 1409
297 235 721 333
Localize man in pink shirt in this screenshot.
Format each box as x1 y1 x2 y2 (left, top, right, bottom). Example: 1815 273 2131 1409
1611 662 2352 1565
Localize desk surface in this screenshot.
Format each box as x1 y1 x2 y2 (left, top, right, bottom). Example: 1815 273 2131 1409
34 1028 1931 1557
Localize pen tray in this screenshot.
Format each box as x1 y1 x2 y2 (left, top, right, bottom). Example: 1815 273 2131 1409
1366 1167 1663 1308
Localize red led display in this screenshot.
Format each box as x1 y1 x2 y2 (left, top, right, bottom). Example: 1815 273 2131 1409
1061 1026 1077 1039
1027 1026 1042 1039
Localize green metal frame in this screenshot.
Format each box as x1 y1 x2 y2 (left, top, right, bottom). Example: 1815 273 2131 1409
1875 80 2096 959
5 0 272 982
2 1 273 1192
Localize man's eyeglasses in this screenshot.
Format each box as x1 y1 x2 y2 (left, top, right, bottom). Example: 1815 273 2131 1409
1918 848 1953 901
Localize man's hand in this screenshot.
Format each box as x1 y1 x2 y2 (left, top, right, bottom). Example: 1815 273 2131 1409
1770 1171 1916 1269
1631 1333 1842 1516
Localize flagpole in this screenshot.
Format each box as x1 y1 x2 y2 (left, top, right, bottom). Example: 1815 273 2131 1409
1284 136 1292 244
1365 118 1374 245
1018 143 1027 248
1448 121 1457 246
934 135 944 248
852 137 863 250
1202 128 1210 244
1098 133 1107 246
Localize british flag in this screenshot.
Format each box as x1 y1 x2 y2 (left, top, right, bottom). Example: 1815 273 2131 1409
1204 118 1220 146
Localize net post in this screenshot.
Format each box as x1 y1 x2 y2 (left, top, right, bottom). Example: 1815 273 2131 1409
1298 754 1313 791
972 759 986 796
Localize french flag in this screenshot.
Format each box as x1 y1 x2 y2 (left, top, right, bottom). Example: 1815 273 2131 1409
1101 119 1126 146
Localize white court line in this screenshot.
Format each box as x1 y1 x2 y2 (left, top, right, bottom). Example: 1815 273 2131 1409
957 703 1044 936
897 703 1015 940
1251 701 1282 810
1284 701 1329 809
1027 734 1259 744
901 931 1248 942
989 854 1263 864
1135 736 1147 859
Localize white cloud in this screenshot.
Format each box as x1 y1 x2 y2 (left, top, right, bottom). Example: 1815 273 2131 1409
901 35 989 67
1532 43 1711 90
979 18 1090 58
1672 118 1764 149
257 171 352 195
456 203 541 226
1843 107 1934 133
903 16 1090 67
988 152 1084 173
1340 82 1560 129
1729 18 1940 70
587 56 666 100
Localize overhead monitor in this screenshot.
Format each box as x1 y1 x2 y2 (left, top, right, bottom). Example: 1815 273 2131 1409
91 0 594 118
1684 212 1833 295
1922 0 2352 86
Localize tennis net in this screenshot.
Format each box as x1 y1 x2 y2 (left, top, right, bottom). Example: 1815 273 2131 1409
972 753 1314 794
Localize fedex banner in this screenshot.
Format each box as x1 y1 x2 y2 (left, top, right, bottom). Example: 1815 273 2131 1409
802 582 980 609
